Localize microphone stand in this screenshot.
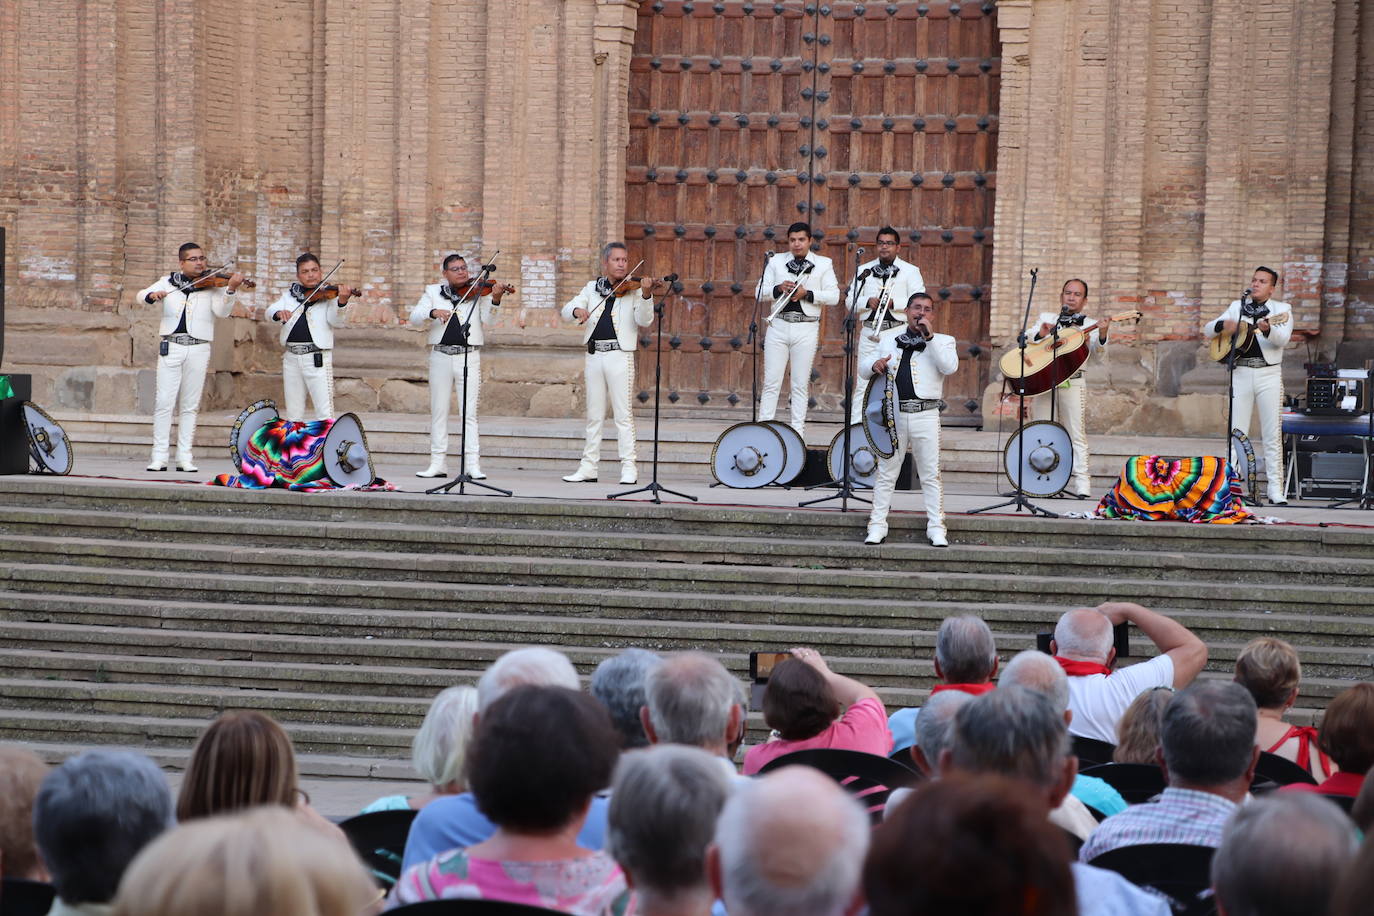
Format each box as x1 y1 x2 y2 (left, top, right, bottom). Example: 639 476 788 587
609 278 696 504
968 268 1057 516
801 247 871 510
1221 291 1251 503
427 258 512 498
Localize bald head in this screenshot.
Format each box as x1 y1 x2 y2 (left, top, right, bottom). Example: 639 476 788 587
1053 608 1114 663
1000 650 1070 717
711 767 870 916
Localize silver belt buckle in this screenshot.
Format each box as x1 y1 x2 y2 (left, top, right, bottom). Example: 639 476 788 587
433 344 473 356
899 398 939 414
287 343 321 356
779 311 806 323
163 334 204 346
1236 357 1269 369
592 340 620 352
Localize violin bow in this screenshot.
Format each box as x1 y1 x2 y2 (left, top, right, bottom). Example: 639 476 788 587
579 259 646 326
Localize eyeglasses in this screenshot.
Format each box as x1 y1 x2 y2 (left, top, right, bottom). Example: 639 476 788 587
181 255 208 263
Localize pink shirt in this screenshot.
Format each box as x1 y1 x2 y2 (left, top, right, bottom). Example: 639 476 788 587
742 697 893 775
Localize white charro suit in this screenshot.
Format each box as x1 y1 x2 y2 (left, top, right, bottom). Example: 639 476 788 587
849 256 924 423
561 281 655 478
1027 311 1105 497
865 332 959 544
137 274 236 469
759 252 840 440
1202 297 1293 502
267 286 350 421
409 284 497 476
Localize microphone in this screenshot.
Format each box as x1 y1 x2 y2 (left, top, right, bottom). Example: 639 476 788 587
764 250 776 259
857 268 872 282
1244 288 1252 297
856 247 866 257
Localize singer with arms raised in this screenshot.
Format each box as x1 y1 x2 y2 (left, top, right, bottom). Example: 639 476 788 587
864 293 959 547
758 221 840 440
561 242 656 485
850 227 925 423
1201 267 1293 504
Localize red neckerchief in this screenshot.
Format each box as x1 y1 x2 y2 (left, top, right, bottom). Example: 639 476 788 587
931 682 997 696
1055 656 1113 677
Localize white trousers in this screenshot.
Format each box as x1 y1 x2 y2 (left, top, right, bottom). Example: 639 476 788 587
1230 363 1285 501
850 324 905 424
1031 374 1091 495
428 348 482 472
282 350 335 421
867 407 944 538
150 341 211 466
577 349 636 473
759 318 819 439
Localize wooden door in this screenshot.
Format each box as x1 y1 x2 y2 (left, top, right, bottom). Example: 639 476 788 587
625 0 998 424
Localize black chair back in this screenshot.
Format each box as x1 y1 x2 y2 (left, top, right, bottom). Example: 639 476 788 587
757 748 920 823
1072 735 1118 769
389 900 569 916
1251 751 1318 788
339 808 419 887
1321 793 1356 813
0 878 57 916
1078 762 1168 805
1087 843 1217 916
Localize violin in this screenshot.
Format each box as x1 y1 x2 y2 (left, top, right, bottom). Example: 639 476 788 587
298 284 359 302
604 273 679 298
188 273 256 291
454 279 515 299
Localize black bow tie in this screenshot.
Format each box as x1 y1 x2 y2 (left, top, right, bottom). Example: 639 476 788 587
1241 301 1270 321
897 333 927 351
786 258 813 275
595 277 616 298
441 284 467 305
1057 312 1087 328
871 262 897 280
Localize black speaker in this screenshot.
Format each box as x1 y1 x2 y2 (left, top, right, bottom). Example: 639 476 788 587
0 373 33 475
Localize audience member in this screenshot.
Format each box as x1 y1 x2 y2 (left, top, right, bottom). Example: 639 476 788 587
1210 793 1358 916
402 647 606 870
642 652 746 777
888 616 998 752
1051 601 1206 742
392 685 629 914
708 766 869 916
113 807 380 916
941 688 1168 915
0 746 49 882
592 648 663 750
1281 681 1374 798
999 650 1128 816
908 689 972 776
1080 681 1259 862
34 750 174 916
1233 637 1332 780
866 775 1077 916
1329 824 1374 916
362 685 478 812
1351 767 1374 833
743 648 890 775
606 746 732 916
1113 686 1173 765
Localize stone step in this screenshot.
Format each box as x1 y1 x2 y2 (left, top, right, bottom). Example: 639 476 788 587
19 740 416 780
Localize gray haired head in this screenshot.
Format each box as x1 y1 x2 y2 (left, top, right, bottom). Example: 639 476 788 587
999 650 1070 717
947 686 1071 789
913 690 974 776
601 241 629 261
476 647 579 712
645 652 743 751
1211 793 1359 916
591 649 664 750
607 745 732 905
1161 681 1257 786
33 750 174 904
1053 608 1114 662
934 616 997 684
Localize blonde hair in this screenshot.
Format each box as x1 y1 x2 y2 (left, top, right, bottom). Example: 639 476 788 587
177 711 299 822
1113 687 1174 765
412 686 479 788
112 807 377 916
1234 638 1302 710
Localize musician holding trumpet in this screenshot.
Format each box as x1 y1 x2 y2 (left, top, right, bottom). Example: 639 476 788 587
850 227 925 423
864 293 959 548
758 221 840 441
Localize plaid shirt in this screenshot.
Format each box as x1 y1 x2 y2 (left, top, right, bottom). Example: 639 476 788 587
1079 787 1239 863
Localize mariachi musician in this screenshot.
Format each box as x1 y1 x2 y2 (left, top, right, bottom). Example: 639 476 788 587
266 252 357 422
850 227 925 423
410 253 511 480
864 292 958 547
758 221 840 440
1025 278 1112 498
561 242 658 485
137 242 245 473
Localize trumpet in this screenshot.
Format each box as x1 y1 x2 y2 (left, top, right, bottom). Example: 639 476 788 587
764 261 815 325
866 279 895 342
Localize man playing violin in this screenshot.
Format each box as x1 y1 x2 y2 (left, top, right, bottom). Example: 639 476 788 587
1025 279 1113 498
409 253 511 479
1202 266 1293 504
864 293 958 547
137 242 244 472
265 253 357 422
560 241 657 485
758 221 840 440
850 226 925 423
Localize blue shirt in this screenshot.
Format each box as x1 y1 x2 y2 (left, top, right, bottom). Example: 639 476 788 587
400 792 611 872
1073 774 1128 817
888 706 920 753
